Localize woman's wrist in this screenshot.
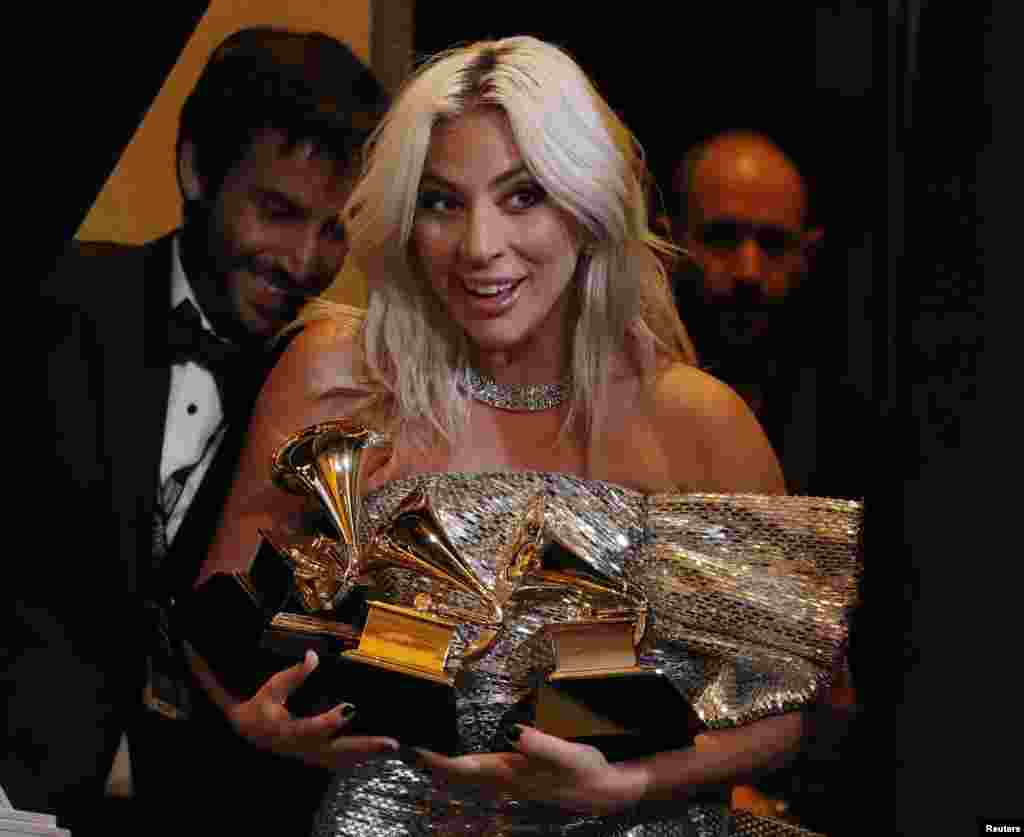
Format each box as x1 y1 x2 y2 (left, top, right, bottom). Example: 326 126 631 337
601 756 685 812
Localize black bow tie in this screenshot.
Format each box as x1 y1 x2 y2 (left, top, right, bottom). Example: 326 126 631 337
166 299 247 414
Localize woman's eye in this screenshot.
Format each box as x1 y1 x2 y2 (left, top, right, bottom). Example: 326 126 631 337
417 191 459 213
505 185 546 211
260 195 299 219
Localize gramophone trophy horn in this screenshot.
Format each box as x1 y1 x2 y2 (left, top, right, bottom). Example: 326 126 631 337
510 533 650 679
268 421 461 753
267 424 500 686
508 532 700 760
254 420 391 643
343 486 505 684
272 421 388 546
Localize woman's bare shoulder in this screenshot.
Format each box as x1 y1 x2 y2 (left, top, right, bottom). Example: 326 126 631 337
270 316 372 402
646 362 786 495
645 362 743 419
248 316 380 448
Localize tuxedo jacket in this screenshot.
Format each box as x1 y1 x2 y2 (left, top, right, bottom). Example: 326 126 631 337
7 234 330 834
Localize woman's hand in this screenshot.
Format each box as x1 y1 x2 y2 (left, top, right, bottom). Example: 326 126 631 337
185 643 399 770
409 725 650 816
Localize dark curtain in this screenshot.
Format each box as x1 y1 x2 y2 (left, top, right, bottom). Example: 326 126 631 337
872 2 990 835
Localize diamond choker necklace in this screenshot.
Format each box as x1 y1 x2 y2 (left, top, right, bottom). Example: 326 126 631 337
464 367 570 412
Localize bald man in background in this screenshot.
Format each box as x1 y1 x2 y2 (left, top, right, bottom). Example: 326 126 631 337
671 130 823 417
665 130 866 502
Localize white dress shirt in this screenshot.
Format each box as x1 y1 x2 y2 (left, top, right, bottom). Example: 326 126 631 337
159 235 230 545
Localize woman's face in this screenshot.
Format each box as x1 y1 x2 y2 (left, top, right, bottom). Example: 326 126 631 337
411 107 582 362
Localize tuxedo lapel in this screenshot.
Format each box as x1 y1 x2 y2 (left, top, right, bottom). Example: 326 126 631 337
139 235 175 575
95 234 174 597
144 236 176 411
161 327 297 596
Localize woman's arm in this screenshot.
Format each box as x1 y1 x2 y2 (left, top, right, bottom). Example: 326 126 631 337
197 317 374 585
412 712 803 816
187 317 400 768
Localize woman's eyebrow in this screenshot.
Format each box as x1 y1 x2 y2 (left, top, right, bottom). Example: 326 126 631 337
419 164 530 191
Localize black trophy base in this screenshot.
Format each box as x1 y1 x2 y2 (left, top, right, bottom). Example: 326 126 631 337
535 669 704 762
341 658 459 755
174 574 290 700
174 538 458 753
192 626 460 755
258 622 459 755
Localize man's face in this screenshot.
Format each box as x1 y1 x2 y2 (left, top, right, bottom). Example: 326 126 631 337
682 140 816 347
191 130 355 341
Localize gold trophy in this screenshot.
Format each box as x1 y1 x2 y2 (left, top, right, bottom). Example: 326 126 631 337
338 485 505 685
510 524 703 759
263 420 389 648
263 421 543 752
269 422 513 686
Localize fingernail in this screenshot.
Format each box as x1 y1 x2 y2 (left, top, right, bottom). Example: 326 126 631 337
340 703 357 720
502 723 522 743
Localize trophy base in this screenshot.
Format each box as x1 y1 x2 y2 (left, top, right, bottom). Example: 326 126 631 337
535 668 704 762
174 565 294 699
342 650 454 686
341 600 459 686
326 600 460 753
260 615 360 661
255 610 459 754
333 655 459 754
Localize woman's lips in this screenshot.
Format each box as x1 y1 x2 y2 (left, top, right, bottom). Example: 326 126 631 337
457 276 526 312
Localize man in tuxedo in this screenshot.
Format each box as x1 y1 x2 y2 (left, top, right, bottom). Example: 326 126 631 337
8 27 387 834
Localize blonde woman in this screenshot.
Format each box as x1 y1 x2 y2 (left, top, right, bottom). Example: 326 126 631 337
190 36 850 837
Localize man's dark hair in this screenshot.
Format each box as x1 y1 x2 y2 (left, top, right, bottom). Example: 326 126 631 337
177 26 389 197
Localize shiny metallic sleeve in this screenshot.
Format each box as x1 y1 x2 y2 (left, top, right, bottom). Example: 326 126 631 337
637 493 862 727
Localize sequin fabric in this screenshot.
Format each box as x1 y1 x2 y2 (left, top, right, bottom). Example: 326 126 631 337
311 473 862 837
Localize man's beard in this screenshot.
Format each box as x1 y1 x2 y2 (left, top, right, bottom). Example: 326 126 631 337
671 268 788 382
180 202 305 349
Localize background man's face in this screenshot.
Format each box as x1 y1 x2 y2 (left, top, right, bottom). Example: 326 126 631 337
197 130 355 341
682 139 817 347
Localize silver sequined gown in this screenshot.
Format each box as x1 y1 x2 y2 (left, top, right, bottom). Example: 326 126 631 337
309 472 861 837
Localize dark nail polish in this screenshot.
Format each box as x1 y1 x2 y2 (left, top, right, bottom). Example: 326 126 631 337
502 723 522 743
340 703 357 719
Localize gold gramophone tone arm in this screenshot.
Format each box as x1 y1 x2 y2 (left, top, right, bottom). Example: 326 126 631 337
366 486 505 625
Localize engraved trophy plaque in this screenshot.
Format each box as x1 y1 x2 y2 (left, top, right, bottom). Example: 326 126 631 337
343 486 505 685
517 536 704 761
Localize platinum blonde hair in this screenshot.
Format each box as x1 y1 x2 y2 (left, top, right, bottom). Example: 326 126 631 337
325 35 695 450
